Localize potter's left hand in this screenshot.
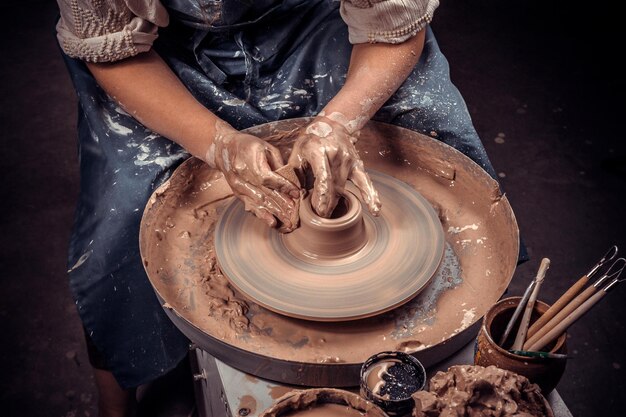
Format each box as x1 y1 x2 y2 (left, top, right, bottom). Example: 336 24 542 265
288 117 381 218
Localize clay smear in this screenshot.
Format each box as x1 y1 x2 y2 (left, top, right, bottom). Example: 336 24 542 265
260 389 386 417
283 403 365 417
413 365 553 417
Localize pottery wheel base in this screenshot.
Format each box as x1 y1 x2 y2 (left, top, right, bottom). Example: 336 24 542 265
214 170 445 321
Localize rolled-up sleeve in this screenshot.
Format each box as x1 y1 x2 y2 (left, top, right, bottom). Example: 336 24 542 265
56 0 169 62
340 0 439 44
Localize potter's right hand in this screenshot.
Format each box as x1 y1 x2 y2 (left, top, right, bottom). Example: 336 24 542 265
206 121 301 231
287 117 381 218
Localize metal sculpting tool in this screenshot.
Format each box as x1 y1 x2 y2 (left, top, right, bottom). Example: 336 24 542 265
499 279 536 347
511 258 550 350
509 350 570 360
527 258 626 352
524 257 625 350
527 245 618 339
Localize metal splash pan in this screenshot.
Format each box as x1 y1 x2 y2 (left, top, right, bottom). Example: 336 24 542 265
139 119 519 386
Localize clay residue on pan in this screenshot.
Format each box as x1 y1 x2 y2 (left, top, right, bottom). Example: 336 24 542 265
412 365 553 417
237 395 257 416
142 163 470 362
391 242 461 338
260 388 387 417
139 120 519 366
282 403 366 417
269 386 298 400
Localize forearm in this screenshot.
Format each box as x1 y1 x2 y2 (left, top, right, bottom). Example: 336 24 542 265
86 50 223 161
288 32 426 216
321 29 426 133
88 51 300 228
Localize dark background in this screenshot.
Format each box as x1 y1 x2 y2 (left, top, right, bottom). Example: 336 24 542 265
1 1 624 416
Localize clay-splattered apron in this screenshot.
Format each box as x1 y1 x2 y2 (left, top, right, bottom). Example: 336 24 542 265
61 0 498 388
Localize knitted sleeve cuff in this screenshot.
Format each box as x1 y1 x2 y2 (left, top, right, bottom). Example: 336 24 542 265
340 0 439 44
56 0 169 63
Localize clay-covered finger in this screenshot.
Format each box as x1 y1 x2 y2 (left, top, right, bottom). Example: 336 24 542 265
239 195 276 227
261 171 300 200
262 190 297 230
228 175 264 202
228 177 278 227
242 179 296 229
264 144 285 171
248 191 295 230
276 191 300 233
254 149 299 199
309 152 337 218
286 143 304 170
349 161 381 216
286 139 309 187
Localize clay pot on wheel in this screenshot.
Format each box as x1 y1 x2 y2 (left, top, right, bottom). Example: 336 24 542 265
475 296 567 394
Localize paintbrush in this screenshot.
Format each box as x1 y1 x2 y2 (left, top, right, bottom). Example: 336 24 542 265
527 259 625 352
524 257 625 351
511 258 550 351
498 279 536 348
526 245 617 339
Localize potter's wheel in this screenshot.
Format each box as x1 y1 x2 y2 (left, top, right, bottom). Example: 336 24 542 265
215 170 445 321
140 119 519 387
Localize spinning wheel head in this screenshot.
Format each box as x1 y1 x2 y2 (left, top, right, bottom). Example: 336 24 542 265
214 170 445 321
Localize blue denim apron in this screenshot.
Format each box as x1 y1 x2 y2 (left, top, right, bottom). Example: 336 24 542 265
61 0 497 388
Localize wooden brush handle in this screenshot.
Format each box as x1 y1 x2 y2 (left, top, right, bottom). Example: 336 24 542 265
527 290 607 352
523 285 595 350
527 274 589 339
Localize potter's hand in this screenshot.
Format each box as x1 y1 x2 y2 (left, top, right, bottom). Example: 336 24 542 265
207 122 300 231
288 117 381 218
